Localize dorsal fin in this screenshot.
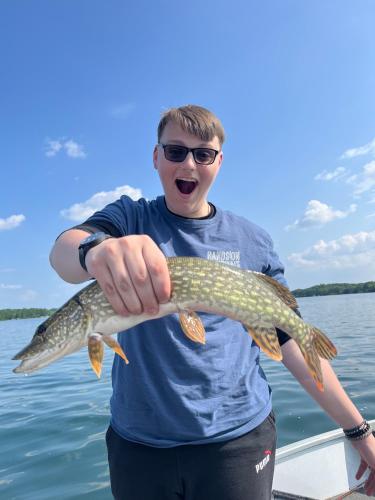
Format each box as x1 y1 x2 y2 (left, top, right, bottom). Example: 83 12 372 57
250 271 299 310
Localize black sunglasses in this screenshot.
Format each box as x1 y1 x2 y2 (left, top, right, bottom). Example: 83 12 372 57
159 143 219 165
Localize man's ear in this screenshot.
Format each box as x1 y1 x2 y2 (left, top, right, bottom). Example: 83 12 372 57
153 145 158 169
217 150 224 169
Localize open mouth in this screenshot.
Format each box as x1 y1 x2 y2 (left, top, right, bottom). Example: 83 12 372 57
175 179 197 195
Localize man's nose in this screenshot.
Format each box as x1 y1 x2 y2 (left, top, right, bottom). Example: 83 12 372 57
182 151 196 168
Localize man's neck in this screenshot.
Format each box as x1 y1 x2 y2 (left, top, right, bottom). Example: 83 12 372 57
163 198 215 220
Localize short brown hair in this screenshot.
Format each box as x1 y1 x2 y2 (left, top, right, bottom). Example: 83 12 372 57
157 105 225 146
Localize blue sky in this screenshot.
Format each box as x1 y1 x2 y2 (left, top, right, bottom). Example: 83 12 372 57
1 0 375 308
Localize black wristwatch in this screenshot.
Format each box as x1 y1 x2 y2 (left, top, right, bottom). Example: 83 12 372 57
78 232 113 272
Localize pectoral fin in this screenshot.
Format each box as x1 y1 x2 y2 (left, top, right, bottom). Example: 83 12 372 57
179 311 206 344
245 325 283 361
103 335 129 364
88 334 104 378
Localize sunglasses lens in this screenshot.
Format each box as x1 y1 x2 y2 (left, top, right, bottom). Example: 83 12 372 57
194 149 216 165
162 145 217 165
164 146 187 162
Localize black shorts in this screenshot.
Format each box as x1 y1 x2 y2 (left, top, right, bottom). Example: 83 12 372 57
106 411 277 500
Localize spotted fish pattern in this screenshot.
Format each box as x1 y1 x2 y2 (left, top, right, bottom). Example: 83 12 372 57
13 257 337 390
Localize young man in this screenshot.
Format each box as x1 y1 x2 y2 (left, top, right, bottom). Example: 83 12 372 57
50 105 375 499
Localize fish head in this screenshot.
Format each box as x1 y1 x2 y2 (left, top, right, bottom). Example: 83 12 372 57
13 297 91 374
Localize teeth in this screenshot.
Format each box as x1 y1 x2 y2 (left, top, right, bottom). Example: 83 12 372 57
177 178 197 183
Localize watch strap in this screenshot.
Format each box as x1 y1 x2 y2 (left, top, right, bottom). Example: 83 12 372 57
78 233 113 272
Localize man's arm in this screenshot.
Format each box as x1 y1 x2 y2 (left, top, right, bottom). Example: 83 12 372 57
50 230 171 316
50 229 93 283
282 339 375 495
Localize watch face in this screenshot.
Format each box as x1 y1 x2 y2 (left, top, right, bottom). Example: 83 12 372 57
84 232 106 245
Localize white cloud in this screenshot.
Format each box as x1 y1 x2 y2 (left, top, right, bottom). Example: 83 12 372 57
45 139 63 157
346 160 375 196
45 138 86 159
64 140 86 158
341 137 375 160
0 283 22 289
314 167 347 181
0 214 26 231
288 230 375 270
285 200 356 231
60 185 143 221
110 102 136 118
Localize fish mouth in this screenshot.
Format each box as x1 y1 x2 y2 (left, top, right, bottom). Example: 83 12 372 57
13 338 86 374
13 352 59 374
175 178 198 195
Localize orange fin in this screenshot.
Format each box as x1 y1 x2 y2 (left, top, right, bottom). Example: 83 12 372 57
312 327 337 360
298 339 324 392
179 311 206 344
245 324 282 361
88 335 104 378
103 335 129 364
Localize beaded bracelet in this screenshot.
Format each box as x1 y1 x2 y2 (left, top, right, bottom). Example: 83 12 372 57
343 420 372 440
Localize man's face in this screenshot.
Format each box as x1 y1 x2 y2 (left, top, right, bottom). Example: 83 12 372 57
153 121 223 218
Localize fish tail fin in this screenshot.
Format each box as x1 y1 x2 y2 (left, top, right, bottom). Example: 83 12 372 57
312 326 337 360
291 322 337 392
297 331 324 392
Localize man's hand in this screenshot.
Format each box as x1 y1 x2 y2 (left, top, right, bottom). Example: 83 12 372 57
353 434 375 496
85 235 171 316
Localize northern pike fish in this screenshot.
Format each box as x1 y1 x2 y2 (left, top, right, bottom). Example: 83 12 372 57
13 257 337 390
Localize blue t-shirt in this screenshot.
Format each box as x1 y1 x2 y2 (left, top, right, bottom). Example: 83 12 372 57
82 195 287 447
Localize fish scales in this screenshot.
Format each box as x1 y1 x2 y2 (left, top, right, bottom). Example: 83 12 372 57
13 257 337 390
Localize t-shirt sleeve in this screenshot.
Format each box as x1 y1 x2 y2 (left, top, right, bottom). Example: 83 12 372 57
262 236 287 287
276 309 302 346
70 222 122 237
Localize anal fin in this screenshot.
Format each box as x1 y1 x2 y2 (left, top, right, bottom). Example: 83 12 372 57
179 311 206 344
245 324 283 361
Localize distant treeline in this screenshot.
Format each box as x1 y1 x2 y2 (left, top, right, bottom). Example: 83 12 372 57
0 308 57 321
293 281 375 298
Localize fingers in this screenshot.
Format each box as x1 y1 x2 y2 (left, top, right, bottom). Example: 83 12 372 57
356 458 375 496
142 241 171 304
364 469 375 496
87 255 130 316
85 235 170 316
356 458 368 480
125 247 160 315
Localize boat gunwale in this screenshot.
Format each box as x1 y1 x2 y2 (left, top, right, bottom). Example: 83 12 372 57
275 419 375 462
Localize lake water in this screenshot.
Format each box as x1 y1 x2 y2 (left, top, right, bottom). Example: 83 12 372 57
1 293 375 499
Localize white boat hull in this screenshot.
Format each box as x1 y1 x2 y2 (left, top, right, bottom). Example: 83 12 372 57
273 419 375 499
